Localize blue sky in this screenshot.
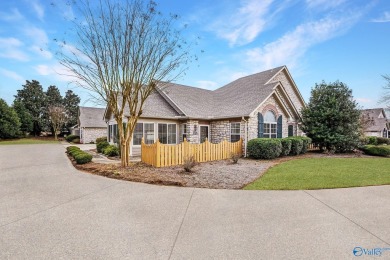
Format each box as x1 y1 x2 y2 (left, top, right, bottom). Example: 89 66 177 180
0 0 389 109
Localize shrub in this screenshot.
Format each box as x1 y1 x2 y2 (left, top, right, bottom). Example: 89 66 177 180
74 153 93 164
359 137 369 146
65 135 80 142
72 138 80 144
96 136 107 144
367 136 378 145
230 152 240 164
97 141 109 153
296 136 312 154
286 137 304 155
183 155 196 172
377 137 390 145
280 139 292 156
66 146 80 153
247 138 282 159
103 145 119 156
362 145 390 157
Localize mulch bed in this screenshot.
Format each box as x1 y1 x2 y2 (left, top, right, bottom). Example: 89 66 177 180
70 150 371 190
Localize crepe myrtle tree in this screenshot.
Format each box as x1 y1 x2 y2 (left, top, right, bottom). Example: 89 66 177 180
57 0 194 167
48 106 68 140
380 74 390 107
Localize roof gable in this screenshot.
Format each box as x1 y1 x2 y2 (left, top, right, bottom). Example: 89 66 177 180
79 107 106 128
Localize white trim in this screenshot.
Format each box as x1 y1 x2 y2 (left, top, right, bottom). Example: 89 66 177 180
275 84 300 119
265 66 306 107
273 89 294 120
249 91 275 117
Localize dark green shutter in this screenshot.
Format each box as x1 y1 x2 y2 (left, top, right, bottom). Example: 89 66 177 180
277 115 282 138
108 125 111 142
288 125 293 137
258 113 264 138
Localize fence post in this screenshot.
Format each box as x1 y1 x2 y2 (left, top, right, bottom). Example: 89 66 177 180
156 139 161 167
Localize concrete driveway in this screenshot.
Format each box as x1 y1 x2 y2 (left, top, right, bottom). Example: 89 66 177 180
0 144 389 259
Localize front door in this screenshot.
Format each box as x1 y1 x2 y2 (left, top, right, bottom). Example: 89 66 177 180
200 126 209 143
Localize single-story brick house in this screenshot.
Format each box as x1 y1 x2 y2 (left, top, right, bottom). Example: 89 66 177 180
78 106 107 143
361 108 389 137
104 66 306 156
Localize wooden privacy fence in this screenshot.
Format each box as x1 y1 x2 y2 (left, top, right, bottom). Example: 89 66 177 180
141 138 243 167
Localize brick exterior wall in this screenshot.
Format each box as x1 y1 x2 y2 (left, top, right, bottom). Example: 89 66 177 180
185 120 199 144
210 120 230 143
81 127 107 144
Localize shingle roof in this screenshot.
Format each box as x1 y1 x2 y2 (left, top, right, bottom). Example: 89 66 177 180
135 90 181 118
361 108 389 132
159 66 284 119
79 107 106 128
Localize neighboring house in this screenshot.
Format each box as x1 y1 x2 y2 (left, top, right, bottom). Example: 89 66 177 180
104 66 306 156
361 108 390 138
78 106 107 143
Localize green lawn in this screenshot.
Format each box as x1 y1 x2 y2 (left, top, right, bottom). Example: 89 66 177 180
244 157 390 190
0 138 59 145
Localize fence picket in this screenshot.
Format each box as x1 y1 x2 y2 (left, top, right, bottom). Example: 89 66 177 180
141 138 243 167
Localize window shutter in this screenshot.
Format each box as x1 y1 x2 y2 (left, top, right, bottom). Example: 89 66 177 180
277 115 283 138
288 125 293 137
258 113 264 138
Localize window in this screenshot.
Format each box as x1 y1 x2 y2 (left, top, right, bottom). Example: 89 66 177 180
108 125 112 142
181 124 187 141
264 111 277 138
158 123 176 144
144 123 155 144
113 124 118 143
133 123 143 145
230 123 240 142
168 124 177 144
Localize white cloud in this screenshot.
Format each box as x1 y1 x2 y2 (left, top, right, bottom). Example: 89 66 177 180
210 0 274 46
0 68 24 82
196 80 218 89
23 26 49 46
0 37 29 61
0 8 24 21
306 0 346 10
30 45 53 59
30 0 45 21
356 97 373 103
371 11 390 23
243 13 361 72
34 63 79 83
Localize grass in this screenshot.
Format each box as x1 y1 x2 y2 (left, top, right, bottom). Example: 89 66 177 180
244 157 390 190
0 138 59 145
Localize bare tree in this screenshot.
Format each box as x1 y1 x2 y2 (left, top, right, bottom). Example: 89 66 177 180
359 111 375 137
48 106 68 140
57 0 193 166
380 74 390 108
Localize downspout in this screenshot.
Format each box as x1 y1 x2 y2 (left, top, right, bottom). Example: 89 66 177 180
242 116 248 157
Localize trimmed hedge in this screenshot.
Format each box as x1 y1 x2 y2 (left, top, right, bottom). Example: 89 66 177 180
65 135 80 142
97 141 109 153
66 145 92 164
280 139 292 156
367 136 378 145
96 136 107 144
377 137 390 145
296 136 312 154
362 145 390 157
247 138 282 159
286 137 304 155
103 145 119 156
74 153 93 164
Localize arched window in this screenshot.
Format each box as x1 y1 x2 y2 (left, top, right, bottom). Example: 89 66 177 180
264 111 277 138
